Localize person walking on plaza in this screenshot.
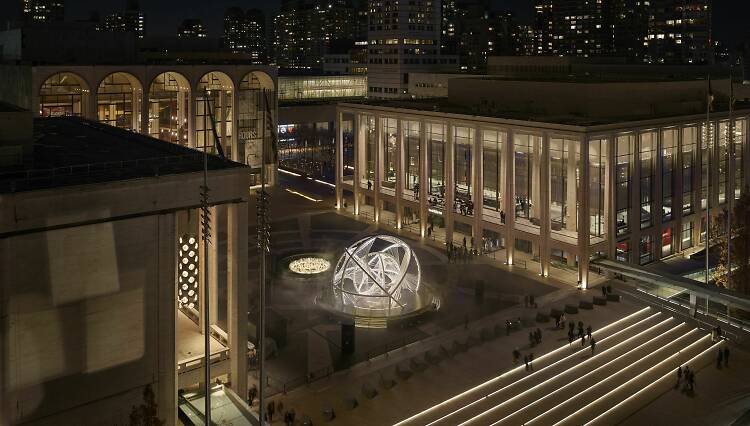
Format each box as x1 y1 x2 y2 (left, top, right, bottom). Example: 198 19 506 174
560 313 566 329
506 319 511 336
682 366 691 391
676 366 683 388
717 348 724 368
586 325 593 342
581 335 586 347
248 384 257 406
590 338 596 355
268 400 276 422
568 329 575 347
513 348 521 365
524 355 529 371
536 328 542 344
555 315 560 329
529 331 536 347
724 346 730 367
688 370 695 391
601 285 607 297
528 353 534 371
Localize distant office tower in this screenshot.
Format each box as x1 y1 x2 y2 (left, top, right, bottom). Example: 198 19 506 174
274 0 358 69
646 0 712 64
21 0 64 24
368 0 457 98
224 8 266 62
99 1 145 39
178 19 207 39
443 0 520 73
532 0 711 64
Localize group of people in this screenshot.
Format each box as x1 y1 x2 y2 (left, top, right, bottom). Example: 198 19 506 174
716 346 730 368
676 365 696 392
567 321 595 354
454 198 475 216
247 388 299 425
529 328 543 347
524 295 538 308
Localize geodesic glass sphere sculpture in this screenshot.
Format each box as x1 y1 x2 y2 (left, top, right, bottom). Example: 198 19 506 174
332 235 421 312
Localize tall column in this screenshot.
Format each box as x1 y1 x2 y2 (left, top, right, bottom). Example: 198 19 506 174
473 125 483 248
219 91 228 156
336 110 344 208
209 206 219 326
141 88 149 137
566 139 578 232
632 132 642 264
157 213 177 425
505 129 516 264
419 120 428 237
353 113 361 215
744 115 750 190
607 133 617 260
232 87 240 162
188 90 197 149
578 138 591 288
711 119 720 210
396 118 404 228
445 122 455 244
674 126 684 254
374 115 383 223
531 135 542 222
227 202 249 398
540 133 551 276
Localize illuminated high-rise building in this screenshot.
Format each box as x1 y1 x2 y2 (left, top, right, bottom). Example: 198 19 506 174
21 0 64 24
177 19 207 39
99 1 145 39
646 0 712 64
224 7 266 62
368 0 457 98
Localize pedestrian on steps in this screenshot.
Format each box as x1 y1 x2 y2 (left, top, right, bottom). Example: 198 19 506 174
524 355 529 371
568 330 575 347
581 335 586 347
717 348 724 368
529 353 534 371
590 338 596 355
586 325 592 341
676 366 682 387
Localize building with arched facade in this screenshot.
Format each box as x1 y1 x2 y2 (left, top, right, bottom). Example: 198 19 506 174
23 64 277 183
335 76 750 289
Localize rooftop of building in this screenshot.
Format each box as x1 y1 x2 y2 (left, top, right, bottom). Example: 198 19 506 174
0 117 244 194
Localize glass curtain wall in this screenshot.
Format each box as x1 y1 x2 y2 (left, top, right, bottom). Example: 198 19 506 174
427 123 446 209
97 73 140 131
40 72 88 117
719 121 730 205
362 115 376 189
342 115 355 184
682 126 697 215
640 131 656 229
514 133 542 231
734 119 746 199
615 134 634 236
701 122 715 210
403 120 421 200
196 72 233 156
148 72 189 145
381 118 397 195
590 138 607 242
482 130 505 224
454 126 474 217
550 138 579 240
662 129 677 222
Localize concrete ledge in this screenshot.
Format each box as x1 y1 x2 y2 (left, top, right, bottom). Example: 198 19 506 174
410 357 427 372
395 364 412 380
379 374 396 389
607 293 621 302
565 304 580 314
342 396 358 411
362 382 378 399
579 300 594 310
536 312 550 323
593 296 607 306
549 308 563 318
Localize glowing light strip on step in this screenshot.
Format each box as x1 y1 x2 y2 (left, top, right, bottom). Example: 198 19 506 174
285 188 322 202
392 307 652 426
279 168 302 177
523 327 698 426
459 316 675 426
554 334 714 426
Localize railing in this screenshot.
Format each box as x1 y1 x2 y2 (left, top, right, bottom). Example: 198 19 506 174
177 348 231 375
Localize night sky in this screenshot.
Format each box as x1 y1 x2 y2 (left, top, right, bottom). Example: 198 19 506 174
0 1 746 47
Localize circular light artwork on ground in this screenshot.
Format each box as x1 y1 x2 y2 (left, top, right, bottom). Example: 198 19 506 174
289 257 331 275
333 235 421 313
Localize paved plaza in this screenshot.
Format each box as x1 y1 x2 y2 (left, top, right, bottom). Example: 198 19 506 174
242 174 750 426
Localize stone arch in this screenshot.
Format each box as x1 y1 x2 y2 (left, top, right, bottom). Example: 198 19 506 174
39 72 91 118
148 71 191 145
195 71 235 157
237 71 276 167
96 72 144 132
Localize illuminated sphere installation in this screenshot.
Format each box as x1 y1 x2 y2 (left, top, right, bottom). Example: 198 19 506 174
333 235 421 312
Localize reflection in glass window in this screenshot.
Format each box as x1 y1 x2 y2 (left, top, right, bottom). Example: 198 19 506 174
662 129 677 222
616 134 634 236
640 131 656 229
550 138 578 233
682 126 697 215
381 118 397 193
514 133 542 230
427 123 446 210
454 126 474 217
403 120 420 199
482 130 505 222
590 138 607 241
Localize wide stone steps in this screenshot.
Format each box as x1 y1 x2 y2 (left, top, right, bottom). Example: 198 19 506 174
460 315 678 425
395 307 655 426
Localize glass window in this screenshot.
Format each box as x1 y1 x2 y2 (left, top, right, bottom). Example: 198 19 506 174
639 235 653 265
514 133 543 231
719 121 730 205
403 120 421 199
148 72 189 145
616 134 634 236
661 226 674 257
662 129 677 222
616 240 630 262
590 138 607 242
700 122 715 210
482 129 506 223
640 131 656 229
681 221 693 249
362 115 377 189
427 123 446 211
98 73 139 131
735 119 745 200
550 138 579 236
682 126 697 215
196 72 233 155
381 118 397 194
454 126 474 217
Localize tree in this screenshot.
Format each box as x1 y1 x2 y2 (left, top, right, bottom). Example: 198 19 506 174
129 385 165 426
713 186 750 296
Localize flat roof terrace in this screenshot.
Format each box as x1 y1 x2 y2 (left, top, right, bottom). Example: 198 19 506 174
0 117 243 194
